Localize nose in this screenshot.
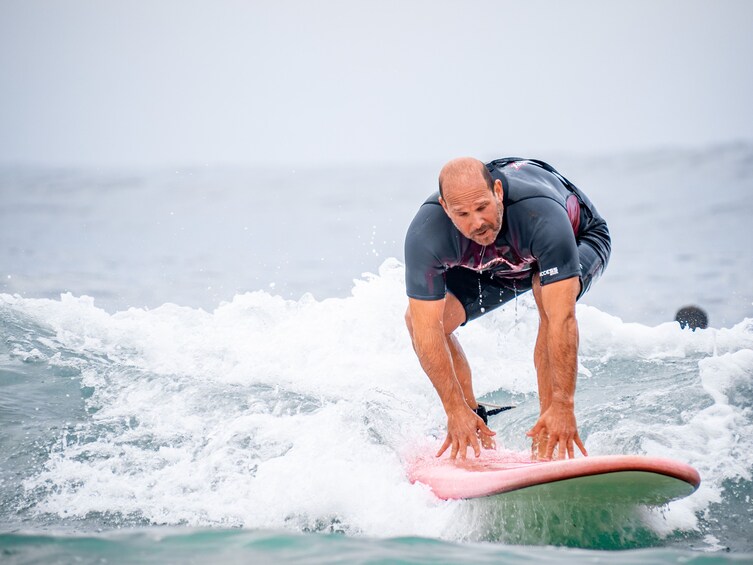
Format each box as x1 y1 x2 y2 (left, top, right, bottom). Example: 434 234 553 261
471 213 486 232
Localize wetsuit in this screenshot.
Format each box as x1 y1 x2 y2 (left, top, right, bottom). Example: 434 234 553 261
404 158 611 323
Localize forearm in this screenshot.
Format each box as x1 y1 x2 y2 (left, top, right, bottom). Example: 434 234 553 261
546 314 579 407
412 327 466 413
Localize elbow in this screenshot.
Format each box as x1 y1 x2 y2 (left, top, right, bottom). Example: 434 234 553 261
548 309 577 336
404 307 414 338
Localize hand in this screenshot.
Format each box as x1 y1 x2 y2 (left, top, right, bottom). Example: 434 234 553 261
479 426 497 451
526 402 587 461
437 405 496 460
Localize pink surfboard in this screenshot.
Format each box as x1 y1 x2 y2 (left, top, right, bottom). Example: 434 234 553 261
408 451 701 505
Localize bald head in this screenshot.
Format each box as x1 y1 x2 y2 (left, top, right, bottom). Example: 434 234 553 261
436 157 504 245
438 157 494 200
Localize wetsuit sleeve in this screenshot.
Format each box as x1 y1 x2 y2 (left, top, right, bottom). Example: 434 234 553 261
404 202 449 300
518 197 581 286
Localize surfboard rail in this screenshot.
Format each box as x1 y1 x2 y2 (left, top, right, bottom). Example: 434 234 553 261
408 454 701 502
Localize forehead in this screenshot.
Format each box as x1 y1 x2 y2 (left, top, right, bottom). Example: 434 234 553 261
443 181 493 208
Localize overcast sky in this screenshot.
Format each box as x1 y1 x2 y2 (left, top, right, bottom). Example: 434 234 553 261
1 0 752 167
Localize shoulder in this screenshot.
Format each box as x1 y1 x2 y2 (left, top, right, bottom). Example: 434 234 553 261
405 193 461 266
406 192 453 239
506 197 571 243
488 158 566 201
404 193 459 299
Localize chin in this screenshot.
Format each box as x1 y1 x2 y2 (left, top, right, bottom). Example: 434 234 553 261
471 232 497 246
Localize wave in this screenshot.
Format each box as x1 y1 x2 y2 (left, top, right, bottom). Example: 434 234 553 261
1 259 752 549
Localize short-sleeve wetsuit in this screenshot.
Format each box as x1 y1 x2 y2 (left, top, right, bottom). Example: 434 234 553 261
404 158 611 323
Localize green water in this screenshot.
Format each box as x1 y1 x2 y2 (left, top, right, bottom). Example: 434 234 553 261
2 282 753 563
1 529 750 565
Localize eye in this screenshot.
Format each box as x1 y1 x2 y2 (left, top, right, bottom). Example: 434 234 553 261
476 204 487 212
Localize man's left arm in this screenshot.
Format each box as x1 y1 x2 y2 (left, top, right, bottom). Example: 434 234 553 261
527 276 587 459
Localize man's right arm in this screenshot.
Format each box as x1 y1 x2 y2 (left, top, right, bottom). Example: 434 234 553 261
408 297 494 459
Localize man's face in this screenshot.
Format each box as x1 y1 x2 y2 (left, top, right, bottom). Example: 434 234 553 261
440 178 504 246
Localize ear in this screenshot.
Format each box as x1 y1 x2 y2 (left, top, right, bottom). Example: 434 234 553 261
438 195 449 214
493 179 503 200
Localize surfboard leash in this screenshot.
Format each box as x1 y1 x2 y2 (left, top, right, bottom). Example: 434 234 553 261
474 403 515 424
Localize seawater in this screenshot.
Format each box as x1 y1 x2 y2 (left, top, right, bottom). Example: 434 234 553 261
1 145 752 563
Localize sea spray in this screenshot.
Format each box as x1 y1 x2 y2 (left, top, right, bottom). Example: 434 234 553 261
1 260 752 549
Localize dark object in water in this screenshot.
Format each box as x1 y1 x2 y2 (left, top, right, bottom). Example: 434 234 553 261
474 403 515 424
675 305 708 330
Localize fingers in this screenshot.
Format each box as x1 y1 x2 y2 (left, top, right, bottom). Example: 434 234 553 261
473 419 496 454
526 420 542 438
458 430 480 460
544 434 557 461
470 434 480 458
527 410 588 460
476 421 496 449
436 436 451 458
438 409 497 461
545 434 588 460
436 434 471 460
575 433 588 457
437 432 486 460
544 433 575 461
478 422 496 437
480 434 496 450
530 429 548 460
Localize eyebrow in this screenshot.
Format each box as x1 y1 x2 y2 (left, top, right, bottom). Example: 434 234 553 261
451 197 491 212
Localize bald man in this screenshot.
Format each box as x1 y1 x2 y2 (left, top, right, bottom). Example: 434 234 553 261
404 157 610 461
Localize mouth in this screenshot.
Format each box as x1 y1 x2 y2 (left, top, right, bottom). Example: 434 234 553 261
473 226 493 239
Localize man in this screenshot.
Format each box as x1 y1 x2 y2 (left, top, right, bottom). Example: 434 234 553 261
404 157 610 461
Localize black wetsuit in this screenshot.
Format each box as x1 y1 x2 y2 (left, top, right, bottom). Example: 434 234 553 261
404 158 611 323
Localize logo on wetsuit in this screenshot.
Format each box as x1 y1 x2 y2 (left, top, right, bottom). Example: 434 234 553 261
540 267 559 278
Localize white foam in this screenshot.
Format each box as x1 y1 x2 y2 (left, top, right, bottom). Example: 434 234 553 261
3 259 752 542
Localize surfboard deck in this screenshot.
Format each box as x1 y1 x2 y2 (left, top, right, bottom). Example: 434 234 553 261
408 451 701 505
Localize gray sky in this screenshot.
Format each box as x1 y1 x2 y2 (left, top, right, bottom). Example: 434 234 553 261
1 0 752 167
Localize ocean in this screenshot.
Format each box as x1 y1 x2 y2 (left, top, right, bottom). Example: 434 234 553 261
1 144 752 563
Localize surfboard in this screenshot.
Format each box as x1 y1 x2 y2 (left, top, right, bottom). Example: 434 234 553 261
408 451 701 505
